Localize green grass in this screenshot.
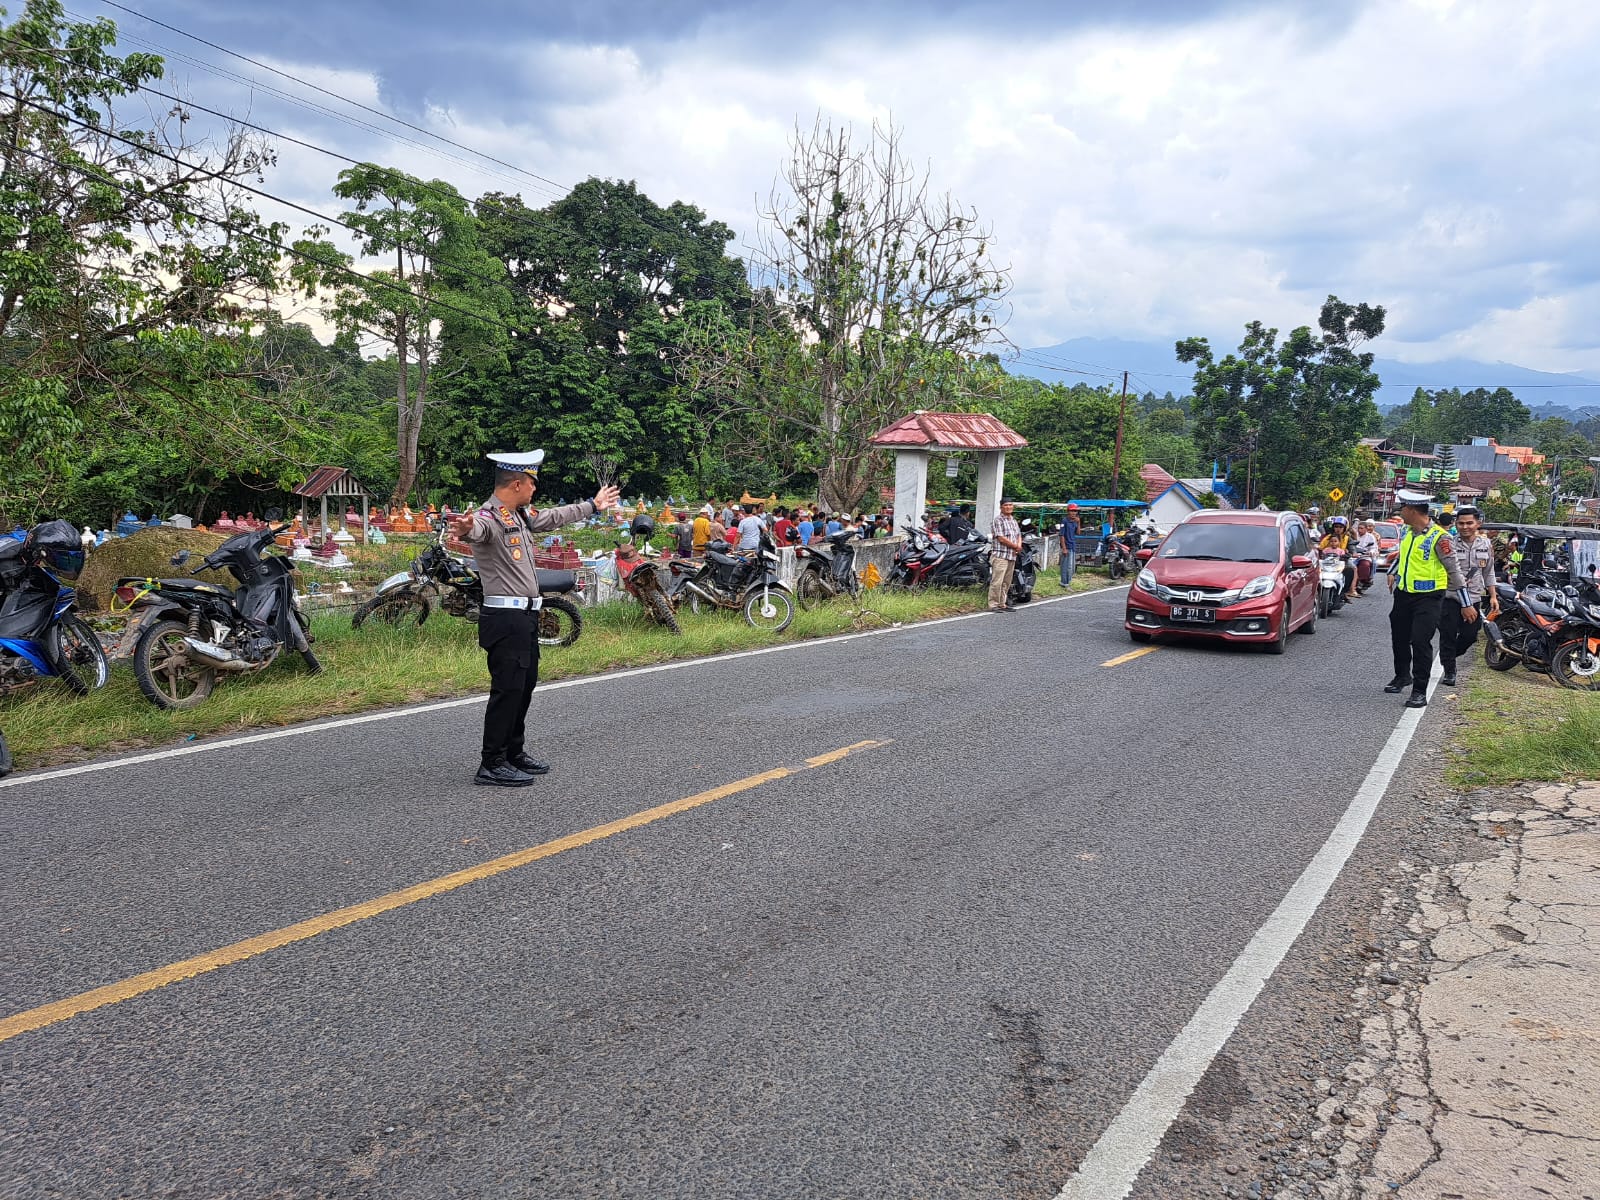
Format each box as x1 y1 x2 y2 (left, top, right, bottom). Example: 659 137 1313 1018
1448 663 1600 788
1 569 1113 770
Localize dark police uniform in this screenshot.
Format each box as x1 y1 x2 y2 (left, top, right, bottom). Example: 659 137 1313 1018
1386 490 1469 708
462 469 600 783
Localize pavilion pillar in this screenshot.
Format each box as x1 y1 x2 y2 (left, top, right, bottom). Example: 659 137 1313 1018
975 450 1007 535
892 450 929 535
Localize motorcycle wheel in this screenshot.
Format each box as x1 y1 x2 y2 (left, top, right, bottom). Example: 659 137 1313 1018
1484 630 1521 672
52 615 110 694
1549 639 1600 691
796 569 830 610
743 588 794 633
1316 591 1331 620
0 729 11 778
133 618 217 709
538 597 583 647
353 590 430 630
645 589 681 635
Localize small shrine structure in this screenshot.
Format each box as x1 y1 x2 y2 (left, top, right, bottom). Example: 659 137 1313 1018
293 466 374 545
869 411 1028 535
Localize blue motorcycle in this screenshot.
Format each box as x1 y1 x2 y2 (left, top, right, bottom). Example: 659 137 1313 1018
0 520 109 696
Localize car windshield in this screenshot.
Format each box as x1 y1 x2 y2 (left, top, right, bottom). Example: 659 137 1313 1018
1158 522 1281 563
1375 522 1400 539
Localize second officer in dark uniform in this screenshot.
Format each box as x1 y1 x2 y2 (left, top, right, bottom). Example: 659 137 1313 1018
449 450 619 787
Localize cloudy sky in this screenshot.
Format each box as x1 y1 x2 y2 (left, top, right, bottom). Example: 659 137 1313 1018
77 0 1600 374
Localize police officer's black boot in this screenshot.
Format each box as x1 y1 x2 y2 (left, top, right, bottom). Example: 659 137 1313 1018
508 751 551 776
475 758 537 787
1405 688 1428 709
1384 676 1412 693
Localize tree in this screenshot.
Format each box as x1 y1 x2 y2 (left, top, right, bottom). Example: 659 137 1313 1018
0 0 294 520
460 180 750 500
993 374 1145 502
1177 296 1386 508
1428 442 1457 500
291 165 508 506
735 116 1011 511
1388 386 1529 448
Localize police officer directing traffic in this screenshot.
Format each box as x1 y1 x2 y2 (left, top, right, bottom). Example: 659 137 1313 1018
448 450 620 787
1385 489 1471 709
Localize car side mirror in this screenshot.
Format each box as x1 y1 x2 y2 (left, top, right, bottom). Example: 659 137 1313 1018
1291 554 1313 569
1135 548 1154 562
170 550 191 567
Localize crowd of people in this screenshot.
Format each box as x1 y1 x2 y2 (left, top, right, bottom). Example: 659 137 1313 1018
656 501 897 558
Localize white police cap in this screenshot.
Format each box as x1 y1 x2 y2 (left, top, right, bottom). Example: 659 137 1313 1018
487 449 545 476
1395 488 1434 507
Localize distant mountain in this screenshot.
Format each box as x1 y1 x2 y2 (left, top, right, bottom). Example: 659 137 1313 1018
1008 337 1600 416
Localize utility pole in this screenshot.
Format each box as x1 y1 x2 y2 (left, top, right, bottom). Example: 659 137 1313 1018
1111 370 1129 498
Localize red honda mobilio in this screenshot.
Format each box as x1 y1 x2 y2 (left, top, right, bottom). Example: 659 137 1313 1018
1123 510 1320 653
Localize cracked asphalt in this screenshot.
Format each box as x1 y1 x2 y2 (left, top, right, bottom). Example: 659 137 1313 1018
0 585 1474 1199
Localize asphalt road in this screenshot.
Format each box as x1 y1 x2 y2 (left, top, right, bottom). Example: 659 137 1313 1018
0 583 1436 1199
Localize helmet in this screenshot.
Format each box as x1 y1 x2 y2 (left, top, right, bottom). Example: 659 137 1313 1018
1332 515 1348 526
629 514 655 538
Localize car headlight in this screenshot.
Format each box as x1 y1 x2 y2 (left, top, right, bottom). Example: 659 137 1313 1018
1136 568 1159 594
1239 574 1277 600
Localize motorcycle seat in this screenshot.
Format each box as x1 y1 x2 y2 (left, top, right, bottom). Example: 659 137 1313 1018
535 569 576 595
160 578 235 596
706 550 740 567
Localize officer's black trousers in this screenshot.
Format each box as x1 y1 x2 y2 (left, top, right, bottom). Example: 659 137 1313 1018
1438 597 1481 672
479 607 540 765
1389 590 1443 684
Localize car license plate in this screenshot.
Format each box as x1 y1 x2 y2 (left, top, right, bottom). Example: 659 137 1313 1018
1170 605 1215 623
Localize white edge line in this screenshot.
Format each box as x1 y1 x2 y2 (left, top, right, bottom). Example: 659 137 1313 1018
1 585 1130 790
1055 664 1441 1200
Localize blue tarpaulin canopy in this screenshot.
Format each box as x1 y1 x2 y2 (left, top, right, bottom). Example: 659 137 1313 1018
1061 499 1148 508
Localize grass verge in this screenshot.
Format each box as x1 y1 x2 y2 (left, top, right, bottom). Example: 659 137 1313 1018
1447 661 1600 788
1 570 1115 770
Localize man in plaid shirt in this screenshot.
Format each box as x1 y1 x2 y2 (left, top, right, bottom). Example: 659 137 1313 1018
988 498 1023 612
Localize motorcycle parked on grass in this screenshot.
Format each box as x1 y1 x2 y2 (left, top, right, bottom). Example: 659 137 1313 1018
1484 573 1600 690
667 528 795 632
115 524 319 710
0 520 109 698
352 518 582 647
887 525 992 590
1102 533 1138 581
795 529 861 609
614 515 680 634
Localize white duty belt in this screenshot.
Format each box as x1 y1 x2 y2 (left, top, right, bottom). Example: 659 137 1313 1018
482 595 543 610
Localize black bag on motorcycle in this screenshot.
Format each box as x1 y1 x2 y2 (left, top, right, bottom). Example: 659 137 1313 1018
0 537 27 589
26 520 86 582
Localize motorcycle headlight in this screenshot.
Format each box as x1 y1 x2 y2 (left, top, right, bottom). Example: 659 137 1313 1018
1135 568 1159 594
1239 574 1277 600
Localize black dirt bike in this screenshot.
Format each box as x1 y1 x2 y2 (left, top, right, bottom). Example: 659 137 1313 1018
795 529 861 609
666 527 795 632
351 518 582 647
116 524 320 709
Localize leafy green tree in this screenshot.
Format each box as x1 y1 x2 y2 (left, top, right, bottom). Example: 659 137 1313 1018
993 375 1145 501
1176 296 1386 508
291 165 508 506
458 180 748 499
0 0 294 521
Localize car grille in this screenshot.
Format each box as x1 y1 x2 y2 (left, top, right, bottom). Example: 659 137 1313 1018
1149 581 1242 605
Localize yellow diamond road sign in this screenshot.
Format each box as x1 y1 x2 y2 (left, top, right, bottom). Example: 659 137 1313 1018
1328 488 1345 502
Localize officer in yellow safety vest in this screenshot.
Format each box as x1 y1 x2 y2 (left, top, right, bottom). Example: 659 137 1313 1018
1385 489 1471 709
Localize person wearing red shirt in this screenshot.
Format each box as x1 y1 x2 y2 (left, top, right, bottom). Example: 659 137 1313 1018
772 507 798 546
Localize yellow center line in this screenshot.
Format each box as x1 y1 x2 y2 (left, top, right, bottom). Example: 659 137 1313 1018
0 738 891 1046
1102 645 1162 667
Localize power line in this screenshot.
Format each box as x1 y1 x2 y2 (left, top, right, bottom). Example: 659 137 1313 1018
4 114 523 338
89 0 568 198
63 8 565 204
1 86 533 313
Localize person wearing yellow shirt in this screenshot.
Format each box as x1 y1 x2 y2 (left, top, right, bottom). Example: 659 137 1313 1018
1385 491 1471 709
1319 515 1357 603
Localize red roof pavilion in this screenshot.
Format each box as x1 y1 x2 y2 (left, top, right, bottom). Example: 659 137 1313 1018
869 410 1027 451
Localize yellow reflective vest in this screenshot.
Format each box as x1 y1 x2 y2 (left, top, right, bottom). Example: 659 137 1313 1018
1393 524 1449 593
